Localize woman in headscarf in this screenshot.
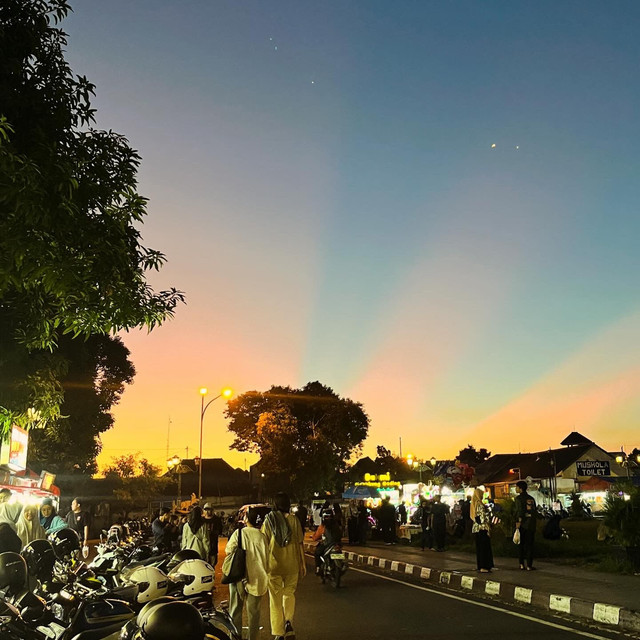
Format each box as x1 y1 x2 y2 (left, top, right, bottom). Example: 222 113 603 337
470 487 494 573
16 504 47 549
40 498 67 534
180 506 210 560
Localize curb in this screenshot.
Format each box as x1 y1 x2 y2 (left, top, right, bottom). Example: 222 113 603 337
303 543 640 634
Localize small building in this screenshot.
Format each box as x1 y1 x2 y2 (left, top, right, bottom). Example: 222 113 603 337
475 432 631 511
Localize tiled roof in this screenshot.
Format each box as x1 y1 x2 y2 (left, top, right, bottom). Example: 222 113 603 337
476 444 599 484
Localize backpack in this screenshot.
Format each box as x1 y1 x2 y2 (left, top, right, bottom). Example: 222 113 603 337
266 510 292 547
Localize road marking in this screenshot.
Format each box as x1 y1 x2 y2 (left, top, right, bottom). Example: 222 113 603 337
350 567 615 640
461 576 474 590
420 567 431 579
405 563 415 574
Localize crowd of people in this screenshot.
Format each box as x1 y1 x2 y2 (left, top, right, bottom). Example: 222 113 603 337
0 489 91 554
150 493 306 640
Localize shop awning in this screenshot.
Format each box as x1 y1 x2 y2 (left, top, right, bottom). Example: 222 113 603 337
342 485 379 500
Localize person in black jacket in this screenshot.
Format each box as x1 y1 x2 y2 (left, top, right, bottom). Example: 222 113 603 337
430 495 450 551
378 496 396 545
203 503 223 566
514 480 537 570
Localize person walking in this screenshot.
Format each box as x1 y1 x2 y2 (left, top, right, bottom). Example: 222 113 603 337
203 503 223 566
65 497 90 556
470 488 493 572
356 500 369 545
261 492 305 640
418 499 433 551
181 506 211 561
151 507 173 550
378 496 396 545
225 507 269 640
430 495 450 551
515 480 537 570
294 504 308 534
397 502 408 526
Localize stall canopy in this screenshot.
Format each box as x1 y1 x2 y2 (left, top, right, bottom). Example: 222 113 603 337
342 485 379 500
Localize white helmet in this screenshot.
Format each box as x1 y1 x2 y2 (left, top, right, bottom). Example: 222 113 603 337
124 566 169 603
168 559 215 596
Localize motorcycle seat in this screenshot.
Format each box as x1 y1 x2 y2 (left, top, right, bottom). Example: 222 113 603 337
124 552 170 569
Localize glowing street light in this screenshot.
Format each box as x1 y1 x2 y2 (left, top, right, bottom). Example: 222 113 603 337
198 387 233 500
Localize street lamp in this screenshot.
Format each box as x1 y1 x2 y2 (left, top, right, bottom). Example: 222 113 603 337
198 387 233 500
615 450 638 479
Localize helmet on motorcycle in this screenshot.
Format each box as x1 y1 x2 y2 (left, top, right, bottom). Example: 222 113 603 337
0 552 28 591
131 544 153 562
167 559 215 596
166 548 200 572
124 566 169 603
138 601 205 640
107 524 123 543
49 527 80 561
21 539 56 581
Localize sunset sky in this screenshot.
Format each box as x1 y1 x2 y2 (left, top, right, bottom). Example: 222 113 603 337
62 1 640 473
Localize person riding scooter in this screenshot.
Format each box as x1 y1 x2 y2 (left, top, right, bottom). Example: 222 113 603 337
312 509 342 575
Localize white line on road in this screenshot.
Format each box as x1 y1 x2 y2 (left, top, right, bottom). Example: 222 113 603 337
350 567 615 640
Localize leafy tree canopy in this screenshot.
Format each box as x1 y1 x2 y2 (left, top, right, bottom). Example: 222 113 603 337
0 0 183 435
457 444 491 467
103 453 168 517
226 381 369 499
374 445 408 478
27 334 135 476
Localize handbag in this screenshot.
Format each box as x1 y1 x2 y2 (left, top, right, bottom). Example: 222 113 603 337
221 527 246 584
512 528 521 545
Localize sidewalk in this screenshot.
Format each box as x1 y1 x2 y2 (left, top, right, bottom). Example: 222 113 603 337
304 537 640 634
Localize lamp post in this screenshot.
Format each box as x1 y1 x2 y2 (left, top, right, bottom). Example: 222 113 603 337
615 450 638 479
198 387 233 501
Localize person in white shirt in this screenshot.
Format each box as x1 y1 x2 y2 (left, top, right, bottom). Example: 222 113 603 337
224 507 269 640
0 489 22 531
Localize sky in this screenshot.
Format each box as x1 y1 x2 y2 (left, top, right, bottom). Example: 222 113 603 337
61 1 640 473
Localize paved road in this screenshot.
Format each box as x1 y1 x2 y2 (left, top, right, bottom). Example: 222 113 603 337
220 556 627 640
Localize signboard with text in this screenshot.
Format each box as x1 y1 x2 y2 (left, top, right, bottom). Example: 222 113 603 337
8 425 29 472
0 425 29 472
576 460 610 477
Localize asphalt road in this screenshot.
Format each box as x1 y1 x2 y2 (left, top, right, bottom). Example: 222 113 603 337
227 556 628 640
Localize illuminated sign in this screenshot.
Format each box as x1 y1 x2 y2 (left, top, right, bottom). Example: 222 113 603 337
39 471 56 491
9 426 29 472
576 460 610 477
0 425 29 472
356 473 400 489
363 473 391 482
